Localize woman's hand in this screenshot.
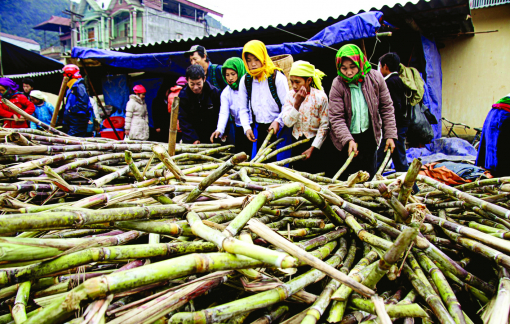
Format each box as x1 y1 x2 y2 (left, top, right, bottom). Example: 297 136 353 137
268 121 280 134
302 146 314 160
294 86 307 109
384 139 396 153
246 129 257 142
348 140 358 157
210 131 222 143
193 140 201 144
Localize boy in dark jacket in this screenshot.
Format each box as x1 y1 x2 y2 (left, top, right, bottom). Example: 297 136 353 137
178 65 221 144
377 53 410 172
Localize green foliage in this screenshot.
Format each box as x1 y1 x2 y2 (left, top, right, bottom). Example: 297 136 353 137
0 0 71 49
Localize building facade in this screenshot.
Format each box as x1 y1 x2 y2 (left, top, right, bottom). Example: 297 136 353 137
74 0 227 50
440 1 510 133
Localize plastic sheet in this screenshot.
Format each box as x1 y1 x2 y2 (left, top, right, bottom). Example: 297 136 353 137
421 36 442 140
406 137 477 165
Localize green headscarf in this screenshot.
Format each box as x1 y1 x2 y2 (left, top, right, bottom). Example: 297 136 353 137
335 44 372 84
222 57 247 90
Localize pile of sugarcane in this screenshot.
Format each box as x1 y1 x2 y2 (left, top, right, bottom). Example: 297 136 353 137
0 125 509 324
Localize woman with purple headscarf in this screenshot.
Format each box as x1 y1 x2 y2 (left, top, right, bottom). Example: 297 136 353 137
0 78 35 128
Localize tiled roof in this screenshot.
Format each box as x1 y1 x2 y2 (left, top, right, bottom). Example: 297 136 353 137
0 32 39 45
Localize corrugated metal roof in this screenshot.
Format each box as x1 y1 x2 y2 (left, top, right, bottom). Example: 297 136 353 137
470 0 510 8
6 70 63 79
0 32 39 46
111 0 473 54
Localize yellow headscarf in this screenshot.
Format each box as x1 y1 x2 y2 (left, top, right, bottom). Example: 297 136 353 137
289 60 326 91
242 40 281 82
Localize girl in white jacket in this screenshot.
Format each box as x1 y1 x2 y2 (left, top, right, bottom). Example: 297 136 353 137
125 85 149 140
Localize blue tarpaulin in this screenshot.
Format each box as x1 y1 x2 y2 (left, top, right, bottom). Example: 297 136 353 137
102 75 129 118
406 137 477 165
421 36 442 140
309 12 382 46
71 11 383 75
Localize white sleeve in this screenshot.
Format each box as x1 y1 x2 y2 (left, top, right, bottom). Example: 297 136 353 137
216 88 231 136
274 72 289 127
237 75 252 133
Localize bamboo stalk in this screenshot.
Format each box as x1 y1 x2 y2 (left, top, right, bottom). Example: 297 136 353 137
50 76 69 127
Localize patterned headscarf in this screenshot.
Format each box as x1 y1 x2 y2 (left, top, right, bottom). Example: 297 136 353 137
289 60 326 91
242 40 281 82
493 93 510 110
222 57 247 91
335 44 372 84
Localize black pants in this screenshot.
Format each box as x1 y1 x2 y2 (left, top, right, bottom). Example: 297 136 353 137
289 136 323 174
326 127 377 180
234 124 254 156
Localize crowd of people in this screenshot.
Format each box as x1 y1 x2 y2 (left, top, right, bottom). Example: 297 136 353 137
0 38 505 178
173 41 408 179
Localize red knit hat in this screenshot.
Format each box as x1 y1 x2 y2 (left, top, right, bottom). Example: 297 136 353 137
133 85 146 94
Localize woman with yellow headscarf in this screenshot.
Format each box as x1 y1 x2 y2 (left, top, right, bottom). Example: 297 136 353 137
237 40 292 160
280 60 330 173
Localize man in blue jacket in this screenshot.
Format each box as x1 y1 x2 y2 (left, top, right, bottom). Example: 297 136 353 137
62 64 91 137
178 65 221 144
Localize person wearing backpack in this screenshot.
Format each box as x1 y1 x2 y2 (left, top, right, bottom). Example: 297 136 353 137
237 40 291 158
328 44 397 180
376 53 410 172
184 45 227 91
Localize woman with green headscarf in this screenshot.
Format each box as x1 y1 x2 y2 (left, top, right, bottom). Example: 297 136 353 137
327 44 398 180
210 57 253 154
280 60 330 174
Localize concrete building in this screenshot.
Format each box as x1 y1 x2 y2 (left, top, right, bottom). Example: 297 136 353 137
0 32 40 53
440 0 510 134
72 0 227 50
33 16 74 60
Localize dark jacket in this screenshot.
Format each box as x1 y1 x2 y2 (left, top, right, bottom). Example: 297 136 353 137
178 81 221 143
63 78 91 126
385 73 410 128
328 69 398 151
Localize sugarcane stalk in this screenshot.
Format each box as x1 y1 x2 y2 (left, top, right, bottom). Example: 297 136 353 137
333 151 355 181
262 138 310 161
152 144 185 181
416 250 466 324
125 150 144 181
349 296 428 319
402 262 456 324
185 152 247 202
373 149 391 180
301 238 354 324
362 228 418 289
11 281 30 324
252 305 288 324
168 237 348 324
1 98 68 137
398 159 422 205
254 129 274 160
168 97 180 155
248 218 375 297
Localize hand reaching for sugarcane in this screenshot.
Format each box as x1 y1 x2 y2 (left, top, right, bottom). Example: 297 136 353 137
210 131 226 143
246 129 257 142
384 138 396 153
302 146 314 160
348 140 358 157
268 120 280 134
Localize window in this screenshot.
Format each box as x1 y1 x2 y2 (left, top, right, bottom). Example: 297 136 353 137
88 28 95 42
119 0 123 4
120 23 130 37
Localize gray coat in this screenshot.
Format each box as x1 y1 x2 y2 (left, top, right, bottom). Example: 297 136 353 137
125 94 149 140
328 69 398 151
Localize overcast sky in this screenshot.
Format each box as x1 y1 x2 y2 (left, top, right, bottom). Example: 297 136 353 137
190 0 415 31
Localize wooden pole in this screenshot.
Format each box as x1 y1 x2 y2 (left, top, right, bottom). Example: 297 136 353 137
81 66 121 140
167 97 180 155
50 76 69 127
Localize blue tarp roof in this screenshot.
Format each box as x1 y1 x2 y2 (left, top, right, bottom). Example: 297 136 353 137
72 12 383 75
